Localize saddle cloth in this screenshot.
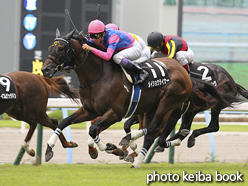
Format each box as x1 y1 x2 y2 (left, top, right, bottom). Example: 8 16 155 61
122 59 172 90
0 75 17 99
190 63 217 86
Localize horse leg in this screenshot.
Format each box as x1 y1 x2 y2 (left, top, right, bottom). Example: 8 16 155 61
124 145 142 163
153 108 181 152
120 116 140 146
131 134 155 168
88 109 124 155
188 109 221 148
7 110 38 157
38 116 78 148
159 111 196 150
22 122 37 157
125 109 173 145
45 107 97 162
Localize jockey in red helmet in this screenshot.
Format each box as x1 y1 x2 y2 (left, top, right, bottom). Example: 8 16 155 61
147 31 194 74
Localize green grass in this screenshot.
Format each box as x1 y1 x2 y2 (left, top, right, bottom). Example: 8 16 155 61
0 163 247 186
1 119 248 132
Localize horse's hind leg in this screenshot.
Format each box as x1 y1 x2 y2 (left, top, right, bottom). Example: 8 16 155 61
161 110 196 150
22 122 37 157
7 110 37 157
132 133 155 168
188 109 221 148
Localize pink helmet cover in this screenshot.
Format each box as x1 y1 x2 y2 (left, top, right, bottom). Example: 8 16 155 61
106 23 119 30
88 19 105 34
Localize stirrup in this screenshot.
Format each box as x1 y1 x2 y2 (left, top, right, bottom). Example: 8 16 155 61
134 71 149 85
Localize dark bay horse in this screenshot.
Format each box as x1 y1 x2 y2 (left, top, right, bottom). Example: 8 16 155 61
0 71 79 157
121 63 243 162
162 63 246 148
41 29 194 166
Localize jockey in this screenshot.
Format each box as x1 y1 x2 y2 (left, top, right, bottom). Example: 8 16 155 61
106 23 150 60
147 31 194 74
82 20 149 85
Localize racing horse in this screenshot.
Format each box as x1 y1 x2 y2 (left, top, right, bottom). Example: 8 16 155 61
161 63 246 149
0 71 79 157
41 29 195 164
120 63 243 162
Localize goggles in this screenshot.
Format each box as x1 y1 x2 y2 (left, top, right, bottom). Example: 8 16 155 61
90 33 103 39
153 44 161 50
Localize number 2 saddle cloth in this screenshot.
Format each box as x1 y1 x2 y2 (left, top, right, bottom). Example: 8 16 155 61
189 63 217 86
0 75 17 99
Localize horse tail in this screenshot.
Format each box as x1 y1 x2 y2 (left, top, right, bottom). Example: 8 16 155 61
236 83 248 100
189 78 233 109
41 76 79 103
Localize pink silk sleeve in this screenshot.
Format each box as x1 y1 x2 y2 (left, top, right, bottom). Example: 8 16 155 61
92 47 115 61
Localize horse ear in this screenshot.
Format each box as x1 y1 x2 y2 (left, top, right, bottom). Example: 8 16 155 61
65 29 76 40
56 28 61 38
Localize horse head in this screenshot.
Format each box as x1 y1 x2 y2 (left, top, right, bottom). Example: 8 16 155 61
42 28 80 78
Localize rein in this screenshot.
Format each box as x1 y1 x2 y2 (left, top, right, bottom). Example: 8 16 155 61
47 36 104 88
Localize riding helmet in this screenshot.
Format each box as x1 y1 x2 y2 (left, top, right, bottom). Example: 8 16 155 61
88 19 106 34
147 31 164 48
106 23 119 30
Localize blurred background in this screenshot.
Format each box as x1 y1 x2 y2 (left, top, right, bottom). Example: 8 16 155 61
0 0 247 88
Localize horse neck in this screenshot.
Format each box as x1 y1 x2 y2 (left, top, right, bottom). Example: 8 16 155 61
73 50 104 87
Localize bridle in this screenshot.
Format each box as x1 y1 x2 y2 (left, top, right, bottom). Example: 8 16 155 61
47 37 80 72
47 37 104 88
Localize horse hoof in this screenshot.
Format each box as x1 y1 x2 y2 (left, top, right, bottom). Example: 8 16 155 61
119 134 131 146
29 149 35 157
131 165 135 169
116 148 125 156
154 146 164 153
105 143 117 153
119 151 128 160
90 150 98 159
70 141 78 148
45 151 54 162
124 155 134 163
180 129 190 137
187 138 195 148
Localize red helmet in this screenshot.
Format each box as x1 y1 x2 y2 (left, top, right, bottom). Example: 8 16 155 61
88 19 105 34
106 23 119 30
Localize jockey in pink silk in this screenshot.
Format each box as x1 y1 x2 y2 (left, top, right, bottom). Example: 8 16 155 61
82 20 148 85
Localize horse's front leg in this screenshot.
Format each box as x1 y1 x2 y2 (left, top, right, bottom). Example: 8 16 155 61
88 109 123 156
45 107 97 162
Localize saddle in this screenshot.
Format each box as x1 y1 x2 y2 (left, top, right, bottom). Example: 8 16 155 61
189 63 217 86
121 58 171 90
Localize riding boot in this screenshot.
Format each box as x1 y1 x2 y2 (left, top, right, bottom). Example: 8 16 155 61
120 58 149 85
130 63 149 84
